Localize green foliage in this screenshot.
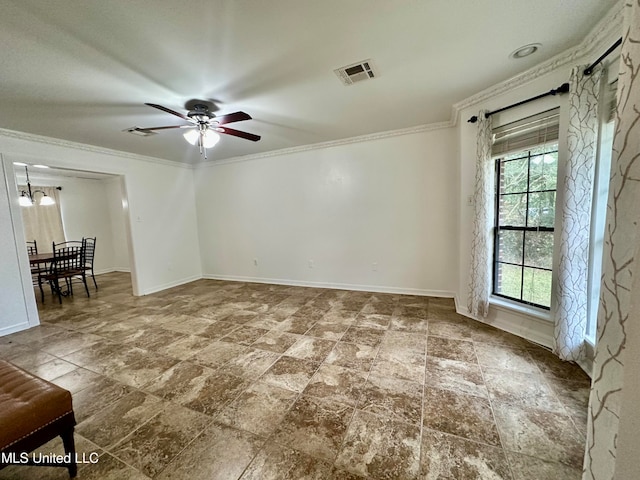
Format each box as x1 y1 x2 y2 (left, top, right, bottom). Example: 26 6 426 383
497 264 552 308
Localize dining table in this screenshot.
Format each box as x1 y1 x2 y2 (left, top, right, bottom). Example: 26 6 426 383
28 252 57 266
29 251 80 300
29 251 80 265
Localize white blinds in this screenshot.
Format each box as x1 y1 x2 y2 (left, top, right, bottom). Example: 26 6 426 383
491 108 560 156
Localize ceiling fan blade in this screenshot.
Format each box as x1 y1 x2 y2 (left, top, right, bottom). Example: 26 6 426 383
215 111 252 125
219 126 261 142
145 103 191 121
138 125 194 131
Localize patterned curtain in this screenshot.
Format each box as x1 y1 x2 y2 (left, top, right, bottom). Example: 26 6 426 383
553 66 603 362
584 1 640 477
468 111 493 318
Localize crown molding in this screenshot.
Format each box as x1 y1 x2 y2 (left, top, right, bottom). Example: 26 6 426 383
197 121 452 168
0 127 191 170
450 0 624 125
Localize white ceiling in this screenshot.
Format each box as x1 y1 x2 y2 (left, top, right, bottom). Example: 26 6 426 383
0 0 617 164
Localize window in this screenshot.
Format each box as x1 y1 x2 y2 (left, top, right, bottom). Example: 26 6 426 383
586 79 617 341
491 109 559 309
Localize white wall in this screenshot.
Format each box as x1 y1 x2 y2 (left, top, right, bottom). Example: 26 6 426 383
58 176 114 272
105 176 130 272
0 157 38 334
56 175 130 274
195 128 458 295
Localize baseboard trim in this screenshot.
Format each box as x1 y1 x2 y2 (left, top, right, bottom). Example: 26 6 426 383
203 273 456 298
0 322 30 337
576 356 593 378
141 274 202 295
578 340 595 378
454 299 554 348
94 267 131 275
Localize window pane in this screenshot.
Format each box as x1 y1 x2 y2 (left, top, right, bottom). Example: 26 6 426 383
529 151 558 191
498 230 523 264
496 263 522 299
528 191 555 227
500 194 527 226
522 267 552 307
501 158 529 193
524 231 554 269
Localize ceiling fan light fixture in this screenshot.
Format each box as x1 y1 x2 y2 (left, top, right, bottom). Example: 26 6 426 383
201 130 220 149
183 129 200 146
142 102 258 158
183 128 220 149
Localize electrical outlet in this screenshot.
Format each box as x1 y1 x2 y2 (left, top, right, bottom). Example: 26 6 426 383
308 260 314 269
372 262 378 271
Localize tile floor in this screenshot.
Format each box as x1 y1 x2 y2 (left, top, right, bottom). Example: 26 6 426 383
0 272 591 479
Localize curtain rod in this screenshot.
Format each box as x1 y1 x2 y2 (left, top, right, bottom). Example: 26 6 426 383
584 38 622 75
467 83 569 124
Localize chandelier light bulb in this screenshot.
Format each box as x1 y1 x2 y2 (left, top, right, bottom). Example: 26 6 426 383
39 195 55 206
19 194 32 207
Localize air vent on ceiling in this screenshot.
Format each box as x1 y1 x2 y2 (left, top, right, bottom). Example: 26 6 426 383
123 126 157 137
334 59 377 86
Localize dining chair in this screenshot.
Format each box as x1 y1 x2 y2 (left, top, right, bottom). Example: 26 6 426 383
26 240 37 255
26 240 40 281
39 242 89 304
82 237 98 289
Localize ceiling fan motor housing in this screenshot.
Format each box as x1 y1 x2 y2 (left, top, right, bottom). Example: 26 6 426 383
188 104 213 121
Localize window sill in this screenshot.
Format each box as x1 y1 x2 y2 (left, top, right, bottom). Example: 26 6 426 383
489 296 552 322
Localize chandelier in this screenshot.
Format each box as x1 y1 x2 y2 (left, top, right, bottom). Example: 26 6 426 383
17 165 58 207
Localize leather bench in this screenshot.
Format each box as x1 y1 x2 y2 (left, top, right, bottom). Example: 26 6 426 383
0 359 77 477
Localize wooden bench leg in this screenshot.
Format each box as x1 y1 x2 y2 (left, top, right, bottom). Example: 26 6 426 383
60 427 77 478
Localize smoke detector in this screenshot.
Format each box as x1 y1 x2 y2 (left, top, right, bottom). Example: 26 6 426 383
334 60 377 86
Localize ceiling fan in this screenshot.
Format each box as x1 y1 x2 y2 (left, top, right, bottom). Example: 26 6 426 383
137 102 261 159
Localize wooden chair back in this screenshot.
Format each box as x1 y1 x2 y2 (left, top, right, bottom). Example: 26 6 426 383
26 240 38 255
82 237 96 269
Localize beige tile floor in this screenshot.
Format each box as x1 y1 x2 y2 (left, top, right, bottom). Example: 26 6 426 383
0 272 591 479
